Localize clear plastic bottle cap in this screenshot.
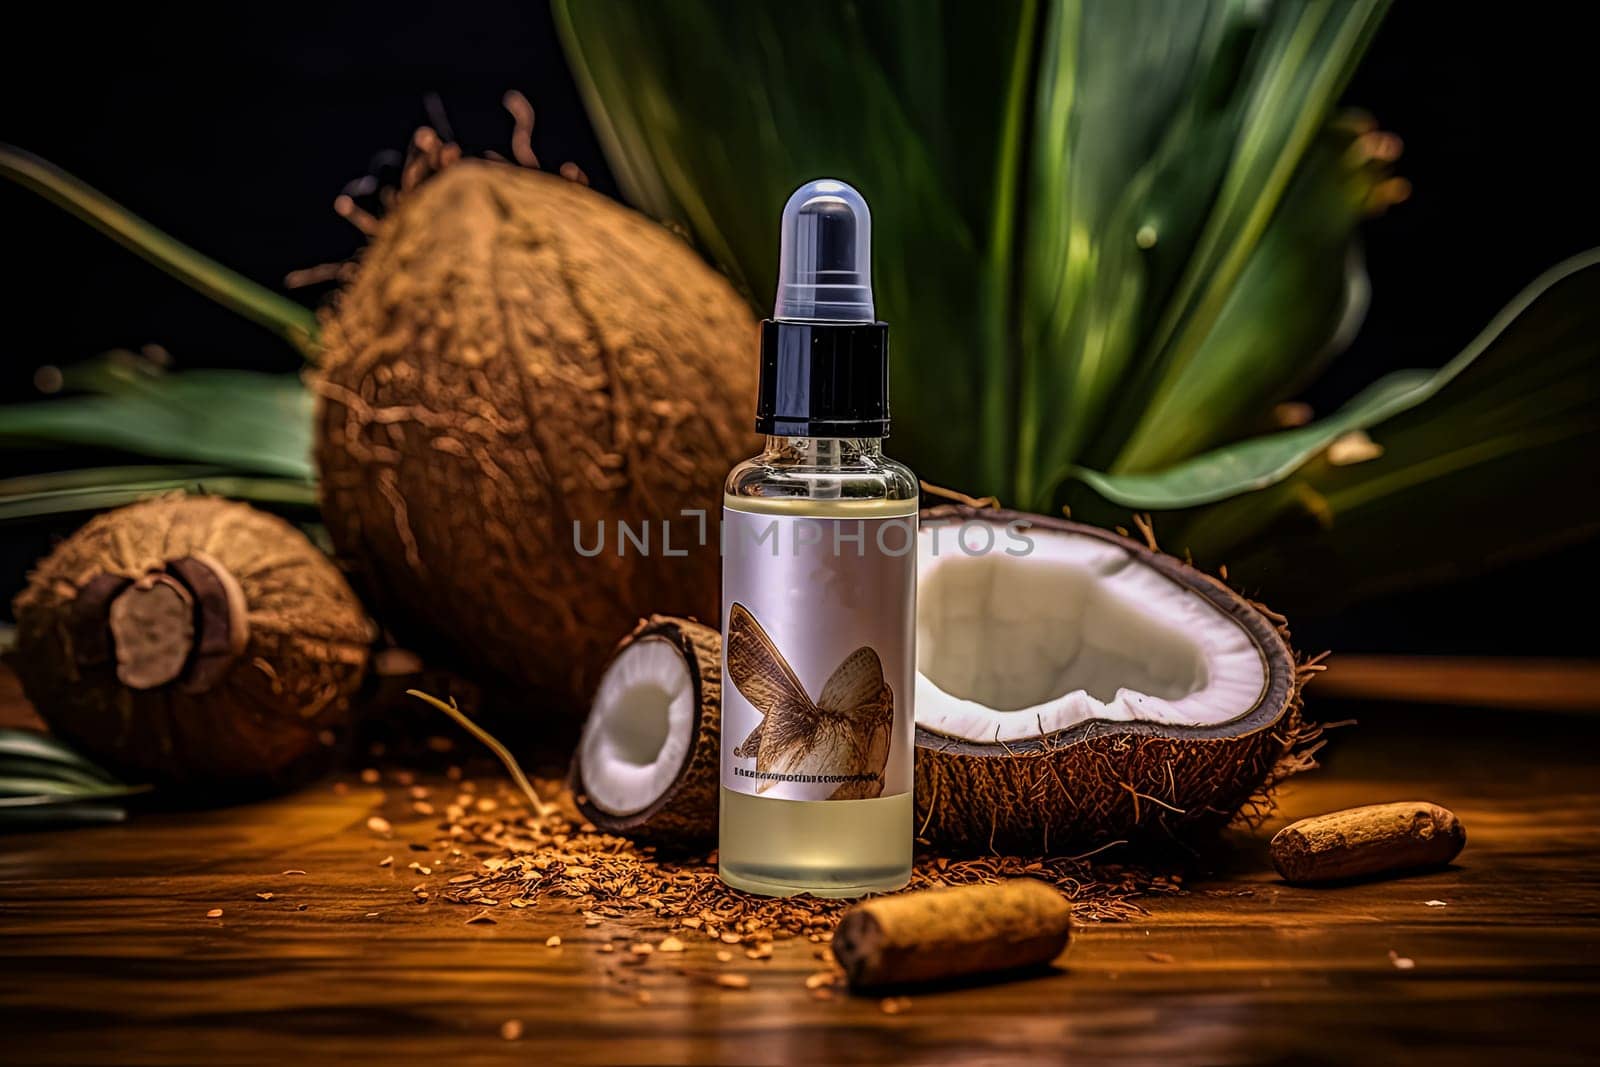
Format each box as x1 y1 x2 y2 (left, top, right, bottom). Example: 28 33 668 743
773 178 875 323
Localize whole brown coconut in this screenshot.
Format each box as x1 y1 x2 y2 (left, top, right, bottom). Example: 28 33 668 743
315 160 758 714
12 495 375 791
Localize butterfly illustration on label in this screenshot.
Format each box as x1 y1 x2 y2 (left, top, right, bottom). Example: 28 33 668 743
725 603 894 800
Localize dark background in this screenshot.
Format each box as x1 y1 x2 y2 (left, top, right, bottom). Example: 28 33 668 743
1 4 1596 654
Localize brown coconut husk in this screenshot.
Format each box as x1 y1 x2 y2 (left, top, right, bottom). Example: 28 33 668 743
913 506 1320 856
314 158 758 716
11 495 375 791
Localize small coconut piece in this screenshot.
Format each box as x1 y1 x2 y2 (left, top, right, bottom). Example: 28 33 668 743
12 495 374 792
570 616 721 845
914 507 1305 854
833 879 1073 989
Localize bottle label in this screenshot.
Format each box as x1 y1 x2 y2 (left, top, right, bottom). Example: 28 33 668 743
720 506 916 802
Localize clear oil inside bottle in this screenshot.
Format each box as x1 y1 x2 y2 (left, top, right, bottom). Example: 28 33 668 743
719 437 916 897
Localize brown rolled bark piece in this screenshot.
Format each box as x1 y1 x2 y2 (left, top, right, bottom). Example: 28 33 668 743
832 879 1073 990
1270 801 1466 884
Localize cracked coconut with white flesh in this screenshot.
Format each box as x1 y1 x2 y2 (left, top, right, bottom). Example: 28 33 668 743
917 522 1267 736
570 511 1309 857
571 616 721 845
913 507 1307 855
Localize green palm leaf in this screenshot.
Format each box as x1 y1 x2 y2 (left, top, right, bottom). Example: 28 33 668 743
0 465 318 521
0 730 146 829
1067 249 1600 510
556 0 1034 494
555 0 1393 507
1168 251 1600 605
0 144 319 357
0 360 316 481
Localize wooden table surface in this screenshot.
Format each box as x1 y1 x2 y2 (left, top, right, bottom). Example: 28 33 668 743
2 666 1597 1066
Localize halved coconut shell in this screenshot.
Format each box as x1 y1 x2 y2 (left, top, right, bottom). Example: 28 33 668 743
570 616 721 846
914 506 1307 854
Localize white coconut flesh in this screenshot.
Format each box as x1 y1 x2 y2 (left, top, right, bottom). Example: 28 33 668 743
916 526 1269 742
576 636 696 816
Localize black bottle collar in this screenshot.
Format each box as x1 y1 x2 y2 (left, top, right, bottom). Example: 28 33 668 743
754 319 889 438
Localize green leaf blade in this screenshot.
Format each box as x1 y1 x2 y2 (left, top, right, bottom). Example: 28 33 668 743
0 364 316 482
0 144 320 358
1066 248 1600 510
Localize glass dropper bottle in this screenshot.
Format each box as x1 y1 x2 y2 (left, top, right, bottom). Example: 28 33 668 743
717 178 916 897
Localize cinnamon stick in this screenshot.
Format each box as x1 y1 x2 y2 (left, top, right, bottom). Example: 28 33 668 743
832 879 1072 989
1270 801 1466 884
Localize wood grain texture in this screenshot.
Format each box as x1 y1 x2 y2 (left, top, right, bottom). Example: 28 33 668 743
2 669 1598 1065
1310 654 1600 712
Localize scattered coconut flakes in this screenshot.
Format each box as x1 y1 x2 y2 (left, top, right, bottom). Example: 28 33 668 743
466 911 497 925
378 856 394 868
658 936 685 953
1424 899 1448 907
715 951 733 964
1388 950 1416 970
1146 951 1175 963
880 996 912 1014
746 944 773 960
255 892 274 901
281 869 306 876
206 908 224 918
546 935 562 948
804 972 835 990
414 774 1148 944
367 816 392 835
500 1019 523 1041
360 768 381 785
715 974 750 990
